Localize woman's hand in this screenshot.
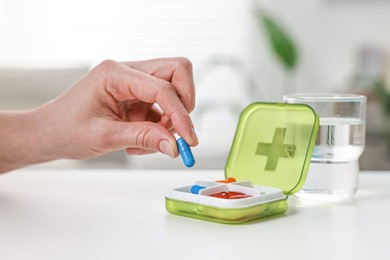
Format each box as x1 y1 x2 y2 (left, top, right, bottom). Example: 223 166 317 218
0 57 198 173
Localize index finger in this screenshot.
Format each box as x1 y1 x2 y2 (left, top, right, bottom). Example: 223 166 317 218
122 57 195 113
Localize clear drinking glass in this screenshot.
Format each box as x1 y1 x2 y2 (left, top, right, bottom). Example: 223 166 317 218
283 93 367 201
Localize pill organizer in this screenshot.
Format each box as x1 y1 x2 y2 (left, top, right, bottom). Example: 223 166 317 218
166 102 319 224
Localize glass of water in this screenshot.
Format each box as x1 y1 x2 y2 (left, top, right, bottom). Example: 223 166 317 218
283 93 366 201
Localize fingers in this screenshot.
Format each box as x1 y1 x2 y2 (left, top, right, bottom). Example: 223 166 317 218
98 60 198 146
118 101 161 123
102 121 179 158
122 57 195 113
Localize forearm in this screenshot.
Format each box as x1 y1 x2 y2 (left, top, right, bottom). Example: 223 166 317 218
0 108 59 173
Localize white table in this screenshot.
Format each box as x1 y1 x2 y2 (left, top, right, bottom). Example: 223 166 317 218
0 169 389 260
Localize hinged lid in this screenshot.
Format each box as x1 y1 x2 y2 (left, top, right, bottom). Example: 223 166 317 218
225 103 319 195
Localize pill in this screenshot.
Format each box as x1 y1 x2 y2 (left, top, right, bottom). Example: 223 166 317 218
209 191 230 199
191 185 206 194
228 191 253 199
227 177 236 182
227 191 245 197
216 177 236 183
229 194 253 199
209 191 253 199
175 134 195 168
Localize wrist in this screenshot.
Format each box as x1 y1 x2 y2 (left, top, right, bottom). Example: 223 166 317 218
0 107 60 173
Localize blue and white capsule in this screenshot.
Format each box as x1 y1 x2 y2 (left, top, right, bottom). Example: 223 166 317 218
175 133 195 168
190 185 205 194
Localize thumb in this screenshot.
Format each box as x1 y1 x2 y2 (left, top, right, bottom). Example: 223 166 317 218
111 122 178 157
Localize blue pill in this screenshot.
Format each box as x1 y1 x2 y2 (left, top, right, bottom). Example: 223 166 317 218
176 137 195 168
191 185 205 194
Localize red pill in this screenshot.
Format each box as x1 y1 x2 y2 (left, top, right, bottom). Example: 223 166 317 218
209 192 230 198
227 191 245 197
209 191 252 199
229 195 253 199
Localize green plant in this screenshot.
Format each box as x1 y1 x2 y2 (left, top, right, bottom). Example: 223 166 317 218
256 10 299 71
374 80 390 116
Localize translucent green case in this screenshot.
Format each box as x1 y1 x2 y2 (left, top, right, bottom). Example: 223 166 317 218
166 103 319 224
166 182 288 224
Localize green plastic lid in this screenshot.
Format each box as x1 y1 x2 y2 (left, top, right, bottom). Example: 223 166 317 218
225 103 319 195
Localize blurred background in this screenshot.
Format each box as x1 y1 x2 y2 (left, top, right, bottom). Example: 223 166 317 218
1 0 390 170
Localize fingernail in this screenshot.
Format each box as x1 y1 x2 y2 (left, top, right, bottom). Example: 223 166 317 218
159 139 175 158
191 127 199 145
